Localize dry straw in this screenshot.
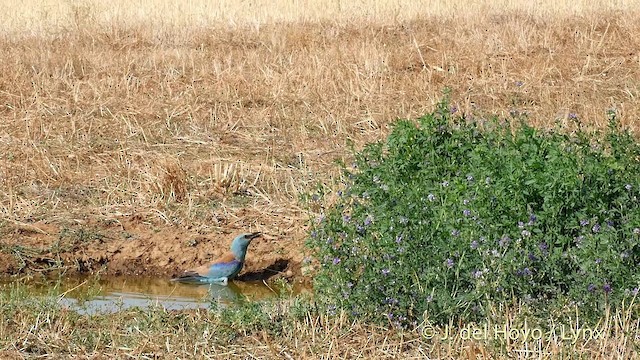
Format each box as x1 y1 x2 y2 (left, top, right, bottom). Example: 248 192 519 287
0 0 638 270
1 2 640 358
2 0 640 263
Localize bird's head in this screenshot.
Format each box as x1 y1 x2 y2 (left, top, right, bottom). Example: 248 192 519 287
230 232 261 259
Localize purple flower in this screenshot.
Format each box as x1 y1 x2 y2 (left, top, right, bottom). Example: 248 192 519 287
364 215 373 226
356 225 365 234
446 258 454 268
528 252 538 261
472 269 483 278
381 269 390 275
463 209 471 217
326 237 334 244
441 181 449 187
521 230 531 237
580 219 589 227
603 283 612 294
399 216 408 225
592 224 601 233
568 112 578 120
343 215 351 223
522 267 532 276
595 258 602 264
395 235 403 243
385 297 398 305
528 214 537 225
427 194 436 202
485 177 491 185
588 284 596 293
450 105 458 114
518 221 525 229
311 230 318 238
471 240 479 249
451 229 460 237
332 258 341 265
625 184 632 191
466 175 474 182
633 228 640 235
515 80 524 87
539 242 548 252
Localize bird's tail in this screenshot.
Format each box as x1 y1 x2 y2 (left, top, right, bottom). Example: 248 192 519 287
170 275 209 284
170 273 228 285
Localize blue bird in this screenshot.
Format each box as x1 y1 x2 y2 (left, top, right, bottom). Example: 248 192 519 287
171 232 261 285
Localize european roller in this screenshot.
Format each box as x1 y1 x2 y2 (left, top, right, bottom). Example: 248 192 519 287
171 232 261 285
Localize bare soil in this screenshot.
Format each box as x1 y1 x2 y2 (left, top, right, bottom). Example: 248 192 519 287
1 215 306 283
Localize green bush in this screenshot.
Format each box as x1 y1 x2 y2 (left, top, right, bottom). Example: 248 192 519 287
307 99 640 326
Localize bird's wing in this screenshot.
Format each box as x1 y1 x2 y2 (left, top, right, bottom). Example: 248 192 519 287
171 253 243 284
206 253 243 279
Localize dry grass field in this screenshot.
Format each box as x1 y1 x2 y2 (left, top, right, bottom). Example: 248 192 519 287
1 0 640 282
2 1 640 358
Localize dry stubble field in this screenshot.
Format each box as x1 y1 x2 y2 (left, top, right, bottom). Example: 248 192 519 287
1 0 640 284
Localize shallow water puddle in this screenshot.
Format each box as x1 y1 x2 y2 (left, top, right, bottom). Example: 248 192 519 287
1 276 293 314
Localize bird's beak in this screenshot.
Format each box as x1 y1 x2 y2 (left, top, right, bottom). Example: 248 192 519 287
247 232 262 240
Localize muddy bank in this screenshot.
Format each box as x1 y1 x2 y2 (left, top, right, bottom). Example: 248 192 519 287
0 216 309 285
